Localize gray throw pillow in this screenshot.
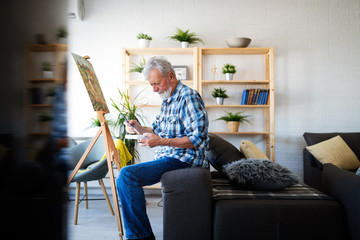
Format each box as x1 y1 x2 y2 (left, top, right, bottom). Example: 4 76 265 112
356 167 360 176
206 133 245 174
223 158 299 190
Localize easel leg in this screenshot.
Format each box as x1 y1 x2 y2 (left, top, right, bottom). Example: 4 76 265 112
99 179 115 215
102 122 124 239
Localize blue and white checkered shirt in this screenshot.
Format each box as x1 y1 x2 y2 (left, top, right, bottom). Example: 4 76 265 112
152 81 209 168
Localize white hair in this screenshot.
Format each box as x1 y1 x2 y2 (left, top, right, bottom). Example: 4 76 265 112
142 56 175 80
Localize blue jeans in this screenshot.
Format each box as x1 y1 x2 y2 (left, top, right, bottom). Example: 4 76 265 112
116 157 190 239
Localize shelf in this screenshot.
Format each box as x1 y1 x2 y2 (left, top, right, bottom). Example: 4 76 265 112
210 132 270 135
124 48 196 55
206 105 269 108
126 80 194 85
201 48 272 55
28 78 60 83
29 132 51 137
28 104 53 108
27 44 68 52
202 80 270 85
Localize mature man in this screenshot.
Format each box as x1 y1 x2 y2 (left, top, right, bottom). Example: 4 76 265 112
116 56 209 240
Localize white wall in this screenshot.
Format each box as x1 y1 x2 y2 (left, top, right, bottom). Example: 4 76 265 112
67 0 360 179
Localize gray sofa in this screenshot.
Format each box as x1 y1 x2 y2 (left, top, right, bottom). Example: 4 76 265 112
161 134 350 240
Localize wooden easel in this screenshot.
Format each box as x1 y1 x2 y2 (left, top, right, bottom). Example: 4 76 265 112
67 110 123 239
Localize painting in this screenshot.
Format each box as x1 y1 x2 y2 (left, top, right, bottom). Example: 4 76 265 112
71 53 109 112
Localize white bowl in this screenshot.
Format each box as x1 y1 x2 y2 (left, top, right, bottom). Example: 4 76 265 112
225 37 252 48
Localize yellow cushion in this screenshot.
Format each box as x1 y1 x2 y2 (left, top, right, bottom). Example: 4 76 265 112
306 135 360 170
240 140 269 160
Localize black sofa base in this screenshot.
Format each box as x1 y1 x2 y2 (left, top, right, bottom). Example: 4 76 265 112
213 199 349 240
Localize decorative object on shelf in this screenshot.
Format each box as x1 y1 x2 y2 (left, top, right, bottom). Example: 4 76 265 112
129 57 146 80
169 28 204 48
211 87 229 105
216 111 251 132
111 89 147 165
225 37 251 48
173 65 188 80
46 88 56 104
222 63 236 80
211 65 222 80
38 113 53 133
30 87 44 104
42 61 54 78
35 33 47 44
137 32 152 48
56 26 68 44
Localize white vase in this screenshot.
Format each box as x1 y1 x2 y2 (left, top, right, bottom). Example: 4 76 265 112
43 71 54 78
225 73 233 80
181 42 189 48
138 39 150 48
216 97 224 105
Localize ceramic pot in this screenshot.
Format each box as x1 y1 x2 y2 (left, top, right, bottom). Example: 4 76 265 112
227 121 240 132
216 97 224 105
225 73 233 80
181 42 189 48
43 71 54 78
138 39 151 48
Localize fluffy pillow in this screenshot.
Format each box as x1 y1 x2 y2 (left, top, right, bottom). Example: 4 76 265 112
306 135 360 171
223 159 299 190
206 133 245 173
240 140 269 160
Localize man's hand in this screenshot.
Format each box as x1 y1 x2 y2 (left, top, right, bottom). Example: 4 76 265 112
124 120 140 134
138 132 162 148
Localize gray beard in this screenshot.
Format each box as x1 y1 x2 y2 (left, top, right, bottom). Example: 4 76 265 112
158 87 172 100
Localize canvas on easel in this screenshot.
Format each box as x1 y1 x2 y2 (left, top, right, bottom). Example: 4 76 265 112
68 53 124 239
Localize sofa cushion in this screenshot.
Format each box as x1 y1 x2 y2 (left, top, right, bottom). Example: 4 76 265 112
240 140 269 160
303 132 360 160
306 135 360 171
223 159 299 190
206 133 244 173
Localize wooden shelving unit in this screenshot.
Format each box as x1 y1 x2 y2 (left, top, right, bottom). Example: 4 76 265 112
121 47 275 161
25 44 68 137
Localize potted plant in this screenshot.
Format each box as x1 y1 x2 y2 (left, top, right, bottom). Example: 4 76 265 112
56 26 68 44
216 111 250 132
42 62 53 78
211 87 229 105
38 113 53 132
137 32 152 48
169 28 204 48
111 89 147 165
130 57 146 80
222 63 236 80
46 87 56 104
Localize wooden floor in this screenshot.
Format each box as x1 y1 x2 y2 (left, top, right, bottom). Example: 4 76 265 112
66 192 163 240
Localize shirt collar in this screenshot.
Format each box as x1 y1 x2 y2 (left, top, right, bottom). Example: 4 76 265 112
165 81 184 103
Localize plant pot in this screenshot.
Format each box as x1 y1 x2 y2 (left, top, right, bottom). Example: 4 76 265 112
138 39 151 48
43 71 54 78
181 41 189 48
225 73 233 80
216 97 224 105
58 37 67 44
227 121 240 132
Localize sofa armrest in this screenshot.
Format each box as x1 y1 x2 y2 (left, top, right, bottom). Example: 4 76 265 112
323 164 360 240
161 167 212 240
303 148 324 191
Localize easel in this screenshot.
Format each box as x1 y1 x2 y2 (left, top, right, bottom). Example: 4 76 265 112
67 55 124 239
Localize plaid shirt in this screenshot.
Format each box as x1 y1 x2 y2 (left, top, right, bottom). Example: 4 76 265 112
152 81 209 168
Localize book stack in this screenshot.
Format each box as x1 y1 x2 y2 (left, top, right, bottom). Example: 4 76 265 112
241 89 269 105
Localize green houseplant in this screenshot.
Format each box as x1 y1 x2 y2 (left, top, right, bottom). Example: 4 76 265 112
42 62 53 78
222 63 237 80
130 57 146 80
216 111 250 132
56 26 68 43
137 32 152 48
169 28 205 48
211 87 229 105
111 90 146 165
